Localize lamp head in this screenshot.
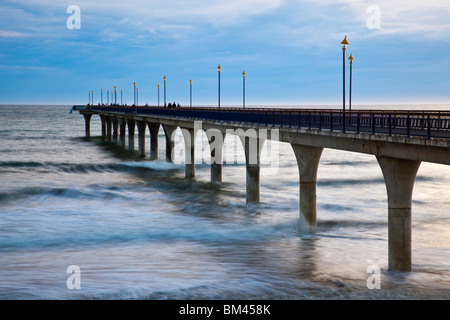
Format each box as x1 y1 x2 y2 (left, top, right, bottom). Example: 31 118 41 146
348 53 354 64
217 64 222 72
341 36 349 50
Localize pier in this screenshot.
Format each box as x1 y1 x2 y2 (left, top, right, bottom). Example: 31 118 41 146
74 105 450 272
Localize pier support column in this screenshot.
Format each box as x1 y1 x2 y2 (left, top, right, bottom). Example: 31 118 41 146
291 144 323 233
239 131 266 203
206 129 226 183
118 118 126 148
100 115 107 139
127 119 135 151
137 121 146 157
106 116 112 142
376 156 421 272
82 113 92 138
112 118 119 144
181 126 198 179
148 123 160 160
162 124 177 163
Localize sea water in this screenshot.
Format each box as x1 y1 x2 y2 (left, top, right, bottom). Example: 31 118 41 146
0 104 449 299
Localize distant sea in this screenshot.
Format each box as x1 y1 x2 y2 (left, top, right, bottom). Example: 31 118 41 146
0 104 449 299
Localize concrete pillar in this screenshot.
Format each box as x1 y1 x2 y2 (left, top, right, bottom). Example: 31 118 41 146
112 118 119 144
106 116 112 142
291 144 323 233
137 121 146 157
100 115 107 139
181 127 198 178
82 113 92 138
162 124 177 163
376 156 421 272
127 119 135 151
239 131 265 203
148 123 160 160
118 118 126 148
206 129 226 183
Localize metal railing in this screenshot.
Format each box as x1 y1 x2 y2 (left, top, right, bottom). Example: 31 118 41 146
87 105 450 140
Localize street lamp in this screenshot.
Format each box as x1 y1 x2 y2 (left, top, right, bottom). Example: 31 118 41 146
157 84 160 106
121 89 123 105
101 88 103 105
114 86 117 105
348 53 354 112
341 35 349 132
217 64 221 108
107 90 109 105
133 82 136 105
190 79 192 108
163 76 167 106
136 88 139 106
242 70 246 109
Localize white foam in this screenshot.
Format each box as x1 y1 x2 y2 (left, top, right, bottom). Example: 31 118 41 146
121 160 182 171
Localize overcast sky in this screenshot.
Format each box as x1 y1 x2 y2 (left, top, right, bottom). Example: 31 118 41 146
1 0 450 106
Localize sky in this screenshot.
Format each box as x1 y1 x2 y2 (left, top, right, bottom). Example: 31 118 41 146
1 0 450 106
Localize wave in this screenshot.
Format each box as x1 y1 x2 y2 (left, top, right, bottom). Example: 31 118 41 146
0 160 182 175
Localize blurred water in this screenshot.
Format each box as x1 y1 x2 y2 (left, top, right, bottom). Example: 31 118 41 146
0 104 449 299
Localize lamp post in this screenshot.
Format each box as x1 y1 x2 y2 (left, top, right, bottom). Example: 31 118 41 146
133 82 136 105
101 89 103 105
217 64 221 108
88 91 90 105
163 76 167 106
341 36 349 132
242 70 246 109
121 89 123 105
136 88 139 106
114 86 117 105
157 84 160 106
107 90 109 105
190 79 192 108
348 53 354 112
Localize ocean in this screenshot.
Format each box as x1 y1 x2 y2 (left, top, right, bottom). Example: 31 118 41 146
0 104 449 300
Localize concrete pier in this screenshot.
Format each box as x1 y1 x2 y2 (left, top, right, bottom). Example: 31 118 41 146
82 113 92 137
106 116 112 142
239 133 266 203
206 129 226 183
162 124 177 163
291 145 324 233
112 118 119 144
119 118 126 148
127 119 135 151
100 115 107 139
75 105 450 272
181 127 197 178
137 121 146 157
148 123 160 160
377 156 421 272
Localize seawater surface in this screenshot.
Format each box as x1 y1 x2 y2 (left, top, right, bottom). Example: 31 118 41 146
0 104 449 300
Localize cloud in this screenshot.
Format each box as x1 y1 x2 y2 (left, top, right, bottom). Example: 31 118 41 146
0 30 29 37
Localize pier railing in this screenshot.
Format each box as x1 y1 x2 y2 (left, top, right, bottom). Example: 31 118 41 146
85 105 450 140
